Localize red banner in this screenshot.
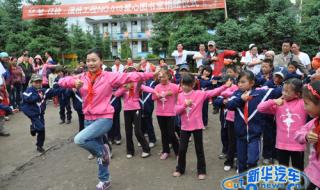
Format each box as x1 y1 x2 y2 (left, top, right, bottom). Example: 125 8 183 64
22 0 225 20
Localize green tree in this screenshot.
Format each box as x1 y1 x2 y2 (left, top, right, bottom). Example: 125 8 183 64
120 39 132 59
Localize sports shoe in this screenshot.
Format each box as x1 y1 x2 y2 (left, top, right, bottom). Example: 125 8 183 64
160 153 169 160
96 181 111 190
88 154 95 160
198 174 206 180
137 142 141 147
126 154 133 159
218 153 227 159
0 131 10 136
37 146 45 153
115 140 121 145
262 158 272 165
224 165 232 172
141 152 150 158
172 171 181 177
4 116 9 121
66 120 71 124
149 142 155 148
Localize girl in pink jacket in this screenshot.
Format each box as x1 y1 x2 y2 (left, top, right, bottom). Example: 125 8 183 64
258 78 308 172
152 67 180 160
114 67 150 159
173 73 232 180
58 49 155 190
295 80 320 189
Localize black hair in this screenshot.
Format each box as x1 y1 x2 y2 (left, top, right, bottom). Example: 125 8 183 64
292 42 300 47
284 78 303 95
225 65 237 73
104 67 112 72
238 70 255 82
125 67 136 73
114 56 121 61
302 80 320 105
201 65 212 78
159 58 166 64
160 66 172 80
45 51 52 56
181 73 195 86
282 38 293 46
288 61 299 69
86 48 103 60
262 59 274 68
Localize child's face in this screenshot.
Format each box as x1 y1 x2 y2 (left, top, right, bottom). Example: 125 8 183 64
273 75 283 85
182 84 193 93
303 98 320 118
261 62 272 75
32 80 42 89
288 65 297 73
282 84 299 101
238 76 254 92
203 70 211 77
226 68 236 78
159 71 169 84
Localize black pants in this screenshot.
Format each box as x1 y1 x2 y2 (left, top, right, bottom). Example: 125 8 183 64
202 99 209 127
124 110 150 155
224 121 237 166
141 114 156 143
220 115 229 155
30 115 45 147
59 99 72 122
108 111 121 141
277 149 304 171
262 121 276 159
157 116 179 155
10 83 22 108
176 129 206 175
307 182 319 190
77 111 84 132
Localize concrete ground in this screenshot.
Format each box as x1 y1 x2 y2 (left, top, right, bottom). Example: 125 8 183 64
0 103 237 190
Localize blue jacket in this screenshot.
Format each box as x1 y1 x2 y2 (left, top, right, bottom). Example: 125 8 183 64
256 72 273 87
71 90 83 113
21 87 59 117
263 80 283 88
53 76 72 103
199 78 214 91
110 88 122 113
0 104 13 114
226 88 282 141
285 72 302 80
140 80 157 115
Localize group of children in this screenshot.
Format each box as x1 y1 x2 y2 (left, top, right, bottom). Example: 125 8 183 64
6 54 319 189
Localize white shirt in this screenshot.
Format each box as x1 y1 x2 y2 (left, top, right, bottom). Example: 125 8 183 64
193 51 206 68
296 52 311 75
0 62 7 76
171 50 197 65
112 64 124 73
241 53 264 75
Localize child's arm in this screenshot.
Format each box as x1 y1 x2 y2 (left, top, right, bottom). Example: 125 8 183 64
204 80 232 99
175 97 191 115
113 87 127 97
220 85 239 98
257 99 278 115
58 76 78 89
109 71 155 88
225 91 245 111
141 85 155 94
295 119 316 144
213 96 225 108
0 104 15 114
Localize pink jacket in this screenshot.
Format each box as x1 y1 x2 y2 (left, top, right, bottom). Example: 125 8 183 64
152 82 180 116
221 85 239 122
114 82 140 111
42 63 56 85
176 85 228 131
295 117 320 188
59 71 153 120
258 98 308 151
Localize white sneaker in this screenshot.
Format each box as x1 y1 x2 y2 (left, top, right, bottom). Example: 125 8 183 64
115 140 121 145
4 116 9 121
141 152 150 158
137 143 141 147
149 142 155 148
224 165 232 171
126 154 133 159
144 133 148 137
88 154 95 160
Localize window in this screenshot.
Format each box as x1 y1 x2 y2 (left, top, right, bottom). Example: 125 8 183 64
141 20 148 32
131 21 140 33
120 22 127 33
111 22 119 33
142 41 148 52
102 23 108 33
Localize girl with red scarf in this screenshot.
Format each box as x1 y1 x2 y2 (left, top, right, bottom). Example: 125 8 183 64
58 49 156 190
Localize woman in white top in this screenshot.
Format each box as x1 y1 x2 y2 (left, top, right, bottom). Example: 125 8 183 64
193 44 207 69
171 44 197 66
241 44 263 75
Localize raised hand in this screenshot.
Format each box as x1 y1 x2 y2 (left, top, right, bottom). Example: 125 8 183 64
306 131 319 144
75 79 84 89
274 96 284 106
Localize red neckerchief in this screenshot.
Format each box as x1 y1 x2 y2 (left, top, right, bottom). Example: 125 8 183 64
128 84 134 98
243 95 253 125
314 118 320 160
86 69 102 105
116 64 120 72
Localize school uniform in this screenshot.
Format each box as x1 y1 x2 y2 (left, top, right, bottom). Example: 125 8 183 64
226 88 282 173
54 76 72 123
70 90 84 131
108 89 122 142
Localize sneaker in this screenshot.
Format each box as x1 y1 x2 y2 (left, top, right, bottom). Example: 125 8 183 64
126 154 133 159
37 146 45 153
172 171 181 177
144 133 148 137
102 144 111 165
218 153 227 159
4 116 9 121
198 174 206 180
137 142 141 147
141 152 150 158
224 165 232 172
66 120 71 124
149 142 155 148
160 153 169 160
96 181 111 190
88 154 95 160
0 131 10 136
59 121 65 125
115 140 121 145
262 158 272 165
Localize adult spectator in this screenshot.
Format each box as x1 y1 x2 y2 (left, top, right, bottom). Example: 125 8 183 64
291 42 311 71
19 53 34 91
126 58 134 67
203 41 237 76
140 58 156 72
264 51 276 61
18 50 33 65
241 44 264 75
171 44 197 66
193 44 207 69
273 39 308 76
111 57 124 73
